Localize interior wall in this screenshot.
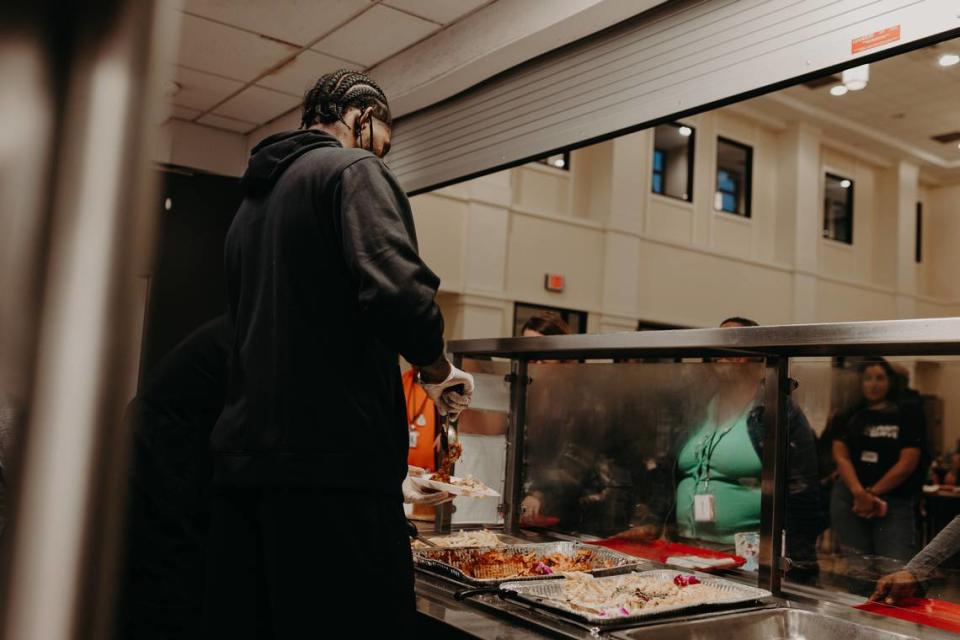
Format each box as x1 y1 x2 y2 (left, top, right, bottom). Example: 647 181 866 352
410 101 960 342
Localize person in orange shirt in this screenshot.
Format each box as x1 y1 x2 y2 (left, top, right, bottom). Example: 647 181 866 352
403 368 439 472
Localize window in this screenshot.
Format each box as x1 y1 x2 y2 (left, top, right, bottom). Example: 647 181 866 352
715 138 752 217
513 302 587 337
823 173 854 244
536 151 570 171
651 123 695 201
916 202 923 263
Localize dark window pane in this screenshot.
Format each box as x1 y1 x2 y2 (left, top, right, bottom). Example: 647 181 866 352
651 124 694 201
823 173 854 244
715 138 752 217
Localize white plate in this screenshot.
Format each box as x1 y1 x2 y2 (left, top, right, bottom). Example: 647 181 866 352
411 474 500 498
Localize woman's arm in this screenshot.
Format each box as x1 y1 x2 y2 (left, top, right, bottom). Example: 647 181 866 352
833 440 881 516
832 440 866 495
906 515 960 580
867 447 921 496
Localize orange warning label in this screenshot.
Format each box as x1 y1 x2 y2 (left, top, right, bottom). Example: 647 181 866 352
851 25 901 54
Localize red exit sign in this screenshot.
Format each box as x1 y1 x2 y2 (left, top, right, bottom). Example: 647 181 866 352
544 273 565 292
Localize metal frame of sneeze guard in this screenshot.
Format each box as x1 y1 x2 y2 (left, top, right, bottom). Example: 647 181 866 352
446 318 960 596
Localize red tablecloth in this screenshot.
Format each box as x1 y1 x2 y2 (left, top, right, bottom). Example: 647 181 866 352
589 538 745 571
855 598 960 634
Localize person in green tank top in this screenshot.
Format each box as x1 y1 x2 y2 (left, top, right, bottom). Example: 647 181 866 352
614 317 824 583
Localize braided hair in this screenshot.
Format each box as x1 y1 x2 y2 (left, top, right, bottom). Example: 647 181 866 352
300 69 391 130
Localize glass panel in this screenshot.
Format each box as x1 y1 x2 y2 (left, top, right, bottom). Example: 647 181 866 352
450 357 512 525
823 173 854 244
787 357 960 614
651 124 694 201
521 359 765 578
715 139 752 217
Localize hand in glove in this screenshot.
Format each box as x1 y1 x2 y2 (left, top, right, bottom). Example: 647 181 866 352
402 466 453 505
420 364 475 417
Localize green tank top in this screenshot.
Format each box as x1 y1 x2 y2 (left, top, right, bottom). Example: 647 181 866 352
676 396 762 544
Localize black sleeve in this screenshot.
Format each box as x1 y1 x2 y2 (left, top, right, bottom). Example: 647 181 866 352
336 157 445 366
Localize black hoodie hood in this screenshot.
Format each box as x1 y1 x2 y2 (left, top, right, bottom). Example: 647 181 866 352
240 129 342 197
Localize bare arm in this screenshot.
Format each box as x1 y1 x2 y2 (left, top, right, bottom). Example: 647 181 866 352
832 440 866 495
868 447 921 496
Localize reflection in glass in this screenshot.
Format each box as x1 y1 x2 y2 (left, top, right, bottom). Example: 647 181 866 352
521 359 821 586
790 357 960 614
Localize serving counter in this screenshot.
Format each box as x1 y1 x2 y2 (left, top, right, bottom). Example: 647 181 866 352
412 319 960 639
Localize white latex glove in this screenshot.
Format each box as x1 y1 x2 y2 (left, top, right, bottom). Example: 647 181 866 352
421 364 475 417
402 471 454 505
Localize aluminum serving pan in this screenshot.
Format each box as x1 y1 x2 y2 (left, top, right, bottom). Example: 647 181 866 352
498 569 772 627
413 541 647 587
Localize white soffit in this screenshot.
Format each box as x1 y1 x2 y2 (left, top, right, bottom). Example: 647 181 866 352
387 0 960 194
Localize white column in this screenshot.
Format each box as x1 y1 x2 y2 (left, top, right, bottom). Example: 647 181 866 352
777 123 821 323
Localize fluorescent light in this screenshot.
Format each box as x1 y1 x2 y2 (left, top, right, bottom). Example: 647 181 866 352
840 179 852 188
678 126 692 137
939 53 960 67
842 64 870 91
830 85 848 96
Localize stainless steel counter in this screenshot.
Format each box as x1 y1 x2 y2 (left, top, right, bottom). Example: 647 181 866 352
414 565 959 639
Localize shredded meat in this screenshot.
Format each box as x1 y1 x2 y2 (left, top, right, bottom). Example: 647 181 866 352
434 441 462 483
431 548 609 579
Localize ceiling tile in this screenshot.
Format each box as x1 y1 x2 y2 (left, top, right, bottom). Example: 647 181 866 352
170 65 245 111
213 85 301 124
183 0 373 46
382 0 489 25
312 4 439 67
198 113 258 133
175 13 298 82
257 50 362 96
169 105 202 120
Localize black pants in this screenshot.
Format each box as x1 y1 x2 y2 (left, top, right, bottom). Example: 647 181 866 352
203 486 414 638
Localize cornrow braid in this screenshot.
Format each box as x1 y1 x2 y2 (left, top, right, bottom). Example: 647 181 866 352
300 69 391 129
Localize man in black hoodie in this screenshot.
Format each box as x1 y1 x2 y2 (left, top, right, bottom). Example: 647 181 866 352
204 70 473 637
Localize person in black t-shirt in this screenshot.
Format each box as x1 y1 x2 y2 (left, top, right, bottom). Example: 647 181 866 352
830 357 925 595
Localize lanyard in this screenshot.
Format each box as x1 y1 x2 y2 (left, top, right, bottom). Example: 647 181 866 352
694 395 754 491
403 374 431 430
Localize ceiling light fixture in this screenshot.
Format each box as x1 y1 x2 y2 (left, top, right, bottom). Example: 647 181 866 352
553 158 565 168
840 179 852 188
938 53 960 67
830 85 848 96
678 126 692 137
842 64 870 91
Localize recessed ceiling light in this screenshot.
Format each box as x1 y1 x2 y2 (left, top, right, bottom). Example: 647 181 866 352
830 85 848 96
938 53 960 67
678 126 692 137
840 179 852 188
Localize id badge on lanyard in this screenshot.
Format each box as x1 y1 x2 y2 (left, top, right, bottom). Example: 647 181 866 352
694 494 716 522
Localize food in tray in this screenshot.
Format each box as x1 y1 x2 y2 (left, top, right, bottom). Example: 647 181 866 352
430 548 610 579
540 572 728 619
411 530 506 549
412 472 500 497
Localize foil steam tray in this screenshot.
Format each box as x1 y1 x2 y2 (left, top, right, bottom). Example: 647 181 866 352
499 569 772 627
413 541 647 587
